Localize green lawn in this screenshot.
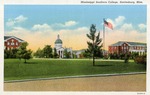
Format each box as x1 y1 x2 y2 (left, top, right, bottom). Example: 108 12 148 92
4 59 146 81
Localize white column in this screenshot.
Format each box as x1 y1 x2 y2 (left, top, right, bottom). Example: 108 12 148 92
62 51 64 58
60 50 62 58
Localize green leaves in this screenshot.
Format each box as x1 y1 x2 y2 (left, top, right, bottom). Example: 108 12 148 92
17 42 32 63
86 24 103 66
43 45 53 58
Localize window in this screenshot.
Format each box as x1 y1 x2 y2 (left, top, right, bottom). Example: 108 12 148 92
134 46 136 49
16 42 18 46
7 42 10 45
11 42 14 45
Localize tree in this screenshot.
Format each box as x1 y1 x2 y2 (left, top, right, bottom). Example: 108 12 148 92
4 49 9 59
4 48 19 59
23 49 32 63
86 24 103 66
64 49 71 58
124 53 130 63
83 49 91 58
53 48 58 58
11 48 19 58
34 48 44 58
43 45 53 58
17 42 32 63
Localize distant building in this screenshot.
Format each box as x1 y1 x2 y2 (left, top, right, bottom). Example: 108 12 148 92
54 35 73 58
73 49 85 58
108 41 146 55
4 36 25 50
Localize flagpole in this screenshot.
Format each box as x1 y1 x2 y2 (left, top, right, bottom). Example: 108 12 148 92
103 18 113 56
103 21 105 54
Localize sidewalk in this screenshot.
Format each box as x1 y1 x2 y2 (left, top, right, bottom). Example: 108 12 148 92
4 73 146 91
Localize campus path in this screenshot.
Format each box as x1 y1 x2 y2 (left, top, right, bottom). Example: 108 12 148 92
4 74 146 91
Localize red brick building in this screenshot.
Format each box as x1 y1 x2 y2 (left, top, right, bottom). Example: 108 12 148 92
108 41 146 55
4 36 25 50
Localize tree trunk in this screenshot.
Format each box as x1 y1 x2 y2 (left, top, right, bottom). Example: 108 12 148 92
93 40 95 66
24 59 27 63
93 56 95 66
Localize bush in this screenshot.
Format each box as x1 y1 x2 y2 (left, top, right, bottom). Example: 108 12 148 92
134 56 146 65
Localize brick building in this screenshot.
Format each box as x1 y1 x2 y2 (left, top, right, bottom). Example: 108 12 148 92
4 36 25 50
108 41 146 55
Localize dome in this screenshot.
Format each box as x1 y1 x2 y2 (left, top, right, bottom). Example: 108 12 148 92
55 35 63 44
55 39 62 44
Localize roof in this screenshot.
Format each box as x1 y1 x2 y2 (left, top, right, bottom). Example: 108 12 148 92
55 35 63 44
110 41 146 46
55 39 63 44
4 36 25 42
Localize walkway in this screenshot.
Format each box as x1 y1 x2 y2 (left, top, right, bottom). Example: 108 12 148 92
4 74 146 91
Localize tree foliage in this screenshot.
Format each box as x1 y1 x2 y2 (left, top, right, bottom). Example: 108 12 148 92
83 49 91 58
43 45 53 58
17 42 32 63
53 48 58 58
34 48 44 58
86 24 103 66
64 49 71 58
4 48 19 59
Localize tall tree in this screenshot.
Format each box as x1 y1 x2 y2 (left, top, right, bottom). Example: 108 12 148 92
53 48 58 58
43 45 53 58
17 42 32 63
86 24 103 66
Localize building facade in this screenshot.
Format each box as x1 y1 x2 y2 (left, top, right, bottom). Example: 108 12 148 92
73 49 85 58
4 36 25 50
108 41 146 55
54 35 73 58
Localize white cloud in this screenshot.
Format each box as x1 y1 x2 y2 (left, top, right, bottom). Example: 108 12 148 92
5 22 146 51
64 21 78 27
138 24 146 31
105 30 146 50
102 16 146 50
5 16 146 51
15 15 28 23
32 23 52 31
5 24 88 51
114 16 125 27
6 15 28 27
120 23 134 31
6 19 15 26
105 16 125 29
54 20 78 27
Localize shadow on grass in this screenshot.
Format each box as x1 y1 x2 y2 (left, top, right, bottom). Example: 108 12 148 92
94 65 113 67
23 62 38 64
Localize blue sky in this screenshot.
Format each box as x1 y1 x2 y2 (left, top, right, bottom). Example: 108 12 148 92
5 5 146 31
4 5 147 51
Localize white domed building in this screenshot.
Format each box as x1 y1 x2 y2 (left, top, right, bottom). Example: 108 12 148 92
54 35 73 58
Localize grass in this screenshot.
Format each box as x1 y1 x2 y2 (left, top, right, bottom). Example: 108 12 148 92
4 58 146 81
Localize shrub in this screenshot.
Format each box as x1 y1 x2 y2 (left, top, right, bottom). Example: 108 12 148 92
134 56 146 65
